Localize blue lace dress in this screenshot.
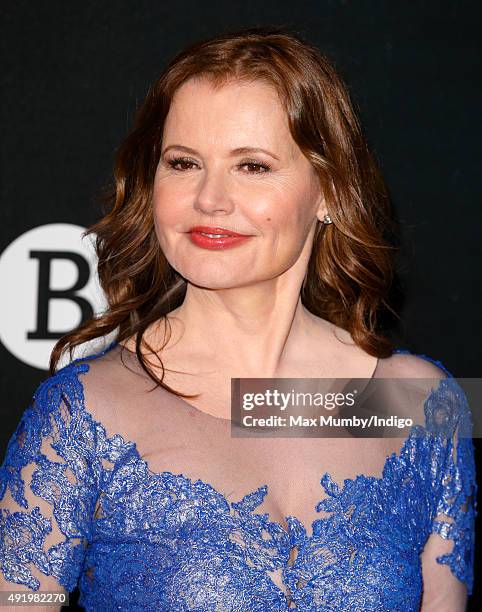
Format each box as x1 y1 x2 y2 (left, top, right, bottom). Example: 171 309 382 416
0 342 477 611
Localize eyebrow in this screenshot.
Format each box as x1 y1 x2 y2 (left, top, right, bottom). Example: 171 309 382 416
161 144 280 161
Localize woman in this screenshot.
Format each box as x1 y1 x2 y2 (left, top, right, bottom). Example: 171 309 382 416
0 27 477 611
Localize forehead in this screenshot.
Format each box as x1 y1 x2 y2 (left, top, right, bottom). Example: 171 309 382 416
164 77 295 154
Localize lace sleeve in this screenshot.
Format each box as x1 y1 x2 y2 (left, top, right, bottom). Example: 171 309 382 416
427 377 478 596
0 363 102 593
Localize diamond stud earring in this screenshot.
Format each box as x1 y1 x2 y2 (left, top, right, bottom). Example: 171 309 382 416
322 214 333 225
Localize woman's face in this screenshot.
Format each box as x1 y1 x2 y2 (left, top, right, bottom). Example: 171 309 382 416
152 76 327 289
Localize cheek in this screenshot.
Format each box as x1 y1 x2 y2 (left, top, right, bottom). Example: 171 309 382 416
261 171 315 216
152 180 185 231
152 199 180 259
257 186 313 238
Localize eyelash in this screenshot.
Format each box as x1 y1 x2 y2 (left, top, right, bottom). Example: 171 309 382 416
166 156 272 174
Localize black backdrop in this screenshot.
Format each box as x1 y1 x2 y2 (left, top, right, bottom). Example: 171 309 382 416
1 1 480 609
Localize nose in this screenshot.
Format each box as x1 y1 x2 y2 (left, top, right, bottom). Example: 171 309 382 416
193 165 234 215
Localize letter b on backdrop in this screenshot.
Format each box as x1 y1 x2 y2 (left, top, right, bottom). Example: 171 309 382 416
0 224 107 369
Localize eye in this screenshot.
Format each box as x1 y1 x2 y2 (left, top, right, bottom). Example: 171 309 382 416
239 159 272 174
164 156 272 174
166 156 198 171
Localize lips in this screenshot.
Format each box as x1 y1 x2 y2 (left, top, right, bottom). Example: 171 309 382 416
187 226 253 250
189 225 249 237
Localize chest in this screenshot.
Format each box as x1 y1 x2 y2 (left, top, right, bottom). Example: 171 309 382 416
114 354 416 533
91 422 428 611
136 414 410 534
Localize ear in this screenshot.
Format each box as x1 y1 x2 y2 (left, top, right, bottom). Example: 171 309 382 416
315 195 329 223
314 175 334 222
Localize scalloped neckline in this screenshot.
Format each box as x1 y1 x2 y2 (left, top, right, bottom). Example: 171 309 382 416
72 346 449 543
122 427 419 542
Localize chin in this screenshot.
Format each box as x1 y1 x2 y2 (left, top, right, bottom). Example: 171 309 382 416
179 268 248 290
187 277 243 290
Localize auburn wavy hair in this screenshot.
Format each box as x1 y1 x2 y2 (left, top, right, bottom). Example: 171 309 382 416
50 25 400 397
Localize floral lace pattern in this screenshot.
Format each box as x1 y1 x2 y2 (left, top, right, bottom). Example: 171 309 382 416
0 345 477 611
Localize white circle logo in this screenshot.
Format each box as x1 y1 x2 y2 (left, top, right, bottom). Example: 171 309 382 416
0 224 108 369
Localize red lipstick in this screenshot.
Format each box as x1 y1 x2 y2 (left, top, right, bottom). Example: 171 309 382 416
188 226 252 250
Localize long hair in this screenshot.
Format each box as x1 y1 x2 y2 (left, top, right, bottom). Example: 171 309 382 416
50 25 400 397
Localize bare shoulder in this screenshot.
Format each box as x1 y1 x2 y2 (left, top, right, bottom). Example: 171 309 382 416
372 350 454 429
70 342 151 432
379 350 451 380
75 343 131 390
